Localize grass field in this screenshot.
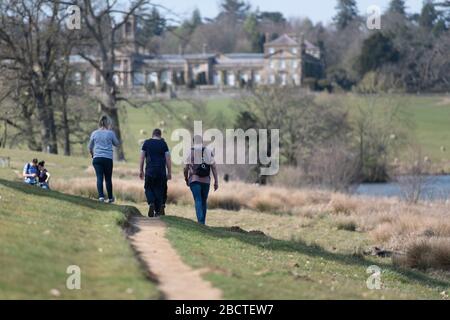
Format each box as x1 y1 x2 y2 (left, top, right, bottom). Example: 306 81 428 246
160 206 449 299
2 93 450 169
119 93 450 168
0 147 449 300
120 98 236 161
0 168 158 299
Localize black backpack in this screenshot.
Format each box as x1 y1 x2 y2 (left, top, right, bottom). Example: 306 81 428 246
192 147 211 177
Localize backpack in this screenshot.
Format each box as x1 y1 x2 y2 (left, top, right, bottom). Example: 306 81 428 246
192 147 211 178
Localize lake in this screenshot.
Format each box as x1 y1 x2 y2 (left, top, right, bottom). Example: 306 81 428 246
355 175 450 201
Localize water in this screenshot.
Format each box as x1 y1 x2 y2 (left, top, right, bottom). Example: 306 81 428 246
355 175 450 201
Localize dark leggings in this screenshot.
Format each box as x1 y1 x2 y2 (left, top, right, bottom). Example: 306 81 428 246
92 157 113 199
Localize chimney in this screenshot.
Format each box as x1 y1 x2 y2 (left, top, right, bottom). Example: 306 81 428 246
300 33 306 53
202 43 208 55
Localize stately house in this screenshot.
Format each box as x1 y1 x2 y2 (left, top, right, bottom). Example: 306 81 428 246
71 17 323 91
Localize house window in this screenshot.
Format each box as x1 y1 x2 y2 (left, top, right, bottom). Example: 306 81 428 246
270 60 276 69
280 60 286 70
281 74 287 86
125 22 132 35
227 73 236 86
269 74 276 84
292 60 298 69
292 47 298 54
269 47 275 54
254 72 261 84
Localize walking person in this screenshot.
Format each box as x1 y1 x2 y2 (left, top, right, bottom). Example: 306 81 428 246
184 135 219 225
139 129 172 217
88 115 120 203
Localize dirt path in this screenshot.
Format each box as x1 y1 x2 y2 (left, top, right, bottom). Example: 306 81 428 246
127 216 223 300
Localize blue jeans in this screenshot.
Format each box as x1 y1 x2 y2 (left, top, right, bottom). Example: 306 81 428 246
189 182 210 225
39 182 50 190
92 157 113 199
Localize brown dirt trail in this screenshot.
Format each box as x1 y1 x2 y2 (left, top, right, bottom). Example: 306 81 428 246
127 216 222 300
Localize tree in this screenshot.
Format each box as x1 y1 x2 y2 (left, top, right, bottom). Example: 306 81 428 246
259 12 286 24
388 0 407 15
240 87 349 169
218 0 250 21
333 0 359 30
244 13 264 52
419 0 438 30
76 0 152 160
136 7 166 47
0 0 69 154
191 8 203 28
351 96 411 182
358 32 399 76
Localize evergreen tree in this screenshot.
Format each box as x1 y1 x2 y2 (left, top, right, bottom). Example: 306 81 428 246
358 32 399 75
244 13 264 52
219 0 250 21
419 0 438 30
388 0 406 15
333 0 359 30
191 8 203 28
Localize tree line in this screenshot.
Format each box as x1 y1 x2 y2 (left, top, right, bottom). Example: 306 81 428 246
141 0 450 93
0 0 448 159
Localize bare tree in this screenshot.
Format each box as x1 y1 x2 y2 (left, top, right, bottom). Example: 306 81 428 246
396 145 434 204
74 0 153 160
0 0 67 153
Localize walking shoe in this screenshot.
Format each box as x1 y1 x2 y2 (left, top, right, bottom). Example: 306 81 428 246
148 204 155 218
108 197 115 204
159 206 166 216
99 197 105 203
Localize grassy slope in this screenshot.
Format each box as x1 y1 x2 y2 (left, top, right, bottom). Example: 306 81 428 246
0 169 158 299
319 94 450 164
120 98 235 161
160 205 449 300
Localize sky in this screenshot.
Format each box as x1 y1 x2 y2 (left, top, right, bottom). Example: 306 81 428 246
155 0 423 24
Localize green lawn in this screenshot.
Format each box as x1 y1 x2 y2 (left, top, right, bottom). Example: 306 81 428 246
3 94 450 167
0 169 158 299
120 98 236 161
160 204 449 300
1 148 449 300
325 94 450 164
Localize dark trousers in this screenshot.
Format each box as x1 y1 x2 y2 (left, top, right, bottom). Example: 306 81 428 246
189 182 210 225
92 157 113 199
145 176 166 212
162 179 168 207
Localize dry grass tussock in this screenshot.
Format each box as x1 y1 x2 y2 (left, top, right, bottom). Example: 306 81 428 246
52 175 450 270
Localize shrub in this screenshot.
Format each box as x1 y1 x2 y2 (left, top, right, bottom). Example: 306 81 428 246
394 238 450 270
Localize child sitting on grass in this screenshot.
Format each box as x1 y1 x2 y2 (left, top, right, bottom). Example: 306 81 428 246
38 161 51 190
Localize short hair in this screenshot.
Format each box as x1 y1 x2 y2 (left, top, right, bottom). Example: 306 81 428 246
99 115 111 128
32 158 38 164
153 128 162 137
38 161 45 167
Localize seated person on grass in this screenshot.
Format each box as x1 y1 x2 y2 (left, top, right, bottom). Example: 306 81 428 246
38 161 51 189
23 158 39 185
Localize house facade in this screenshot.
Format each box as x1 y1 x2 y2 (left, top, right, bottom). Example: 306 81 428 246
71 17 323 91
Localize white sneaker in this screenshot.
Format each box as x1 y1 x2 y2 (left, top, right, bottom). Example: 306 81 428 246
108 198 115 204
99 197 105 203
